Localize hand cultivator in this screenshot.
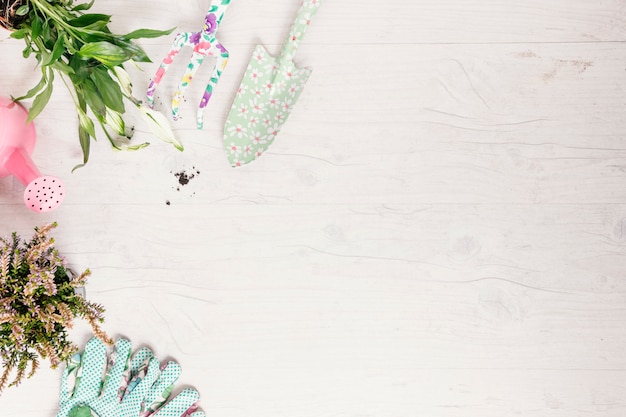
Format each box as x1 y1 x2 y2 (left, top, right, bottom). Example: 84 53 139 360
147 0 231 129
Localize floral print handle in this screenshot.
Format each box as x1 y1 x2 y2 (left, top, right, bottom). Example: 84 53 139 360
271 0 321 93
146 0 231 129
278 0 322 65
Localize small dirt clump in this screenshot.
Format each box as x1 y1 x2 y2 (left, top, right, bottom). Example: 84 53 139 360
172 167 201 188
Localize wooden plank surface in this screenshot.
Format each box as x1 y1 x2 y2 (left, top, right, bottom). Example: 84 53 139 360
1 0 625 416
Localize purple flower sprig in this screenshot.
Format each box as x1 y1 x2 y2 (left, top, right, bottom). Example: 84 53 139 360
0 223 112 391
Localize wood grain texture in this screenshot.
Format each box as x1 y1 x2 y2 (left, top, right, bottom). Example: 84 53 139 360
1 0 625 416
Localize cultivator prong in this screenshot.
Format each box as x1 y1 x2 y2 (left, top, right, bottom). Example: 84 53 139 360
146 0 231 129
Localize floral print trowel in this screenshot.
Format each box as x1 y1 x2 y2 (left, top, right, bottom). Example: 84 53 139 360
147 0 231 129
224 0 321 167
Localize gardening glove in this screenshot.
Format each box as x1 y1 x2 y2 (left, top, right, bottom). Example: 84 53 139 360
56 337 205 417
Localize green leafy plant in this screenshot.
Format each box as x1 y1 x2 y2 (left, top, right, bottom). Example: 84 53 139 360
1 0 181 170
0 223 112 391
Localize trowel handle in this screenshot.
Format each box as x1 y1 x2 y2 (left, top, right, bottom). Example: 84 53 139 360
278 0 321 63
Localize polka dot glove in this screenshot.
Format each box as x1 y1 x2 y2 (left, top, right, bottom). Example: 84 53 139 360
56 338 205 417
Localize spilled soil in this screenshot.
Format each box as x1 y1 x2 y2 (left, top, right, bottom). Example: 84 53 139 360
166 166 201 205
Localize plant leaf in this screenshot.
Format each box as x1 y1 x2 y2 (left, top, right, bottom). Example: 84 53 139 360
71 126 90 172
68 13 111 28
91 67 125 113
75 29 115 44
10 29 27 39
109 67 133 97
137 105 183 151
81 79 107 121
27 71 54 123
71 0 95 12
77 108 96 139
15 5 29 16
43 35 66 66
112 39 150 63
80 21 112 33
105 109 125 136
42 19 51 41
103 130 150 151
123 142 150 151
78 42 130 67
22 44 33 59
122 28 175 40
30 15 43 39
50 60 75 75
68 56 90 83
74 96 93 170
12 70 47 101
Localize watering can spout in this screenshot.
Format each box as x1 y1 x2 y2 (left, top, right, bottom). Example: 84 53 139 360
0 97 66 212
3 146 42 185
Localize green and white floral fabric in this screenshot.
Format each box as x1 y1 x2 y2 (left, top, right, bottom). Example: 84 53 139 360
56 338 204 417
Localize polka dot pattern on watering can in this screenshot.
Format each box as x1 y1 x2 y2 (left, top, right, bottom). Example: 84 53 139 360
24 175 66 212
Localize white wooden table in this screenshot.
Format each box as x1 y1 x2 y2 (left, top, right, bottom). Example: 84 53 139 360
1 1 625 416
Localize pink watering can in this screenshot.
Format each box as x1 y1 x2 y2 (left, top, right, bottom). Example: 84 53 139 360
0 97 65 212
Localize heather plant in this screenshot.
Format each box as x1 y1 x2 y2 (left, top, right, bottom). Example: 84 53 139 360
0 222 112 391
